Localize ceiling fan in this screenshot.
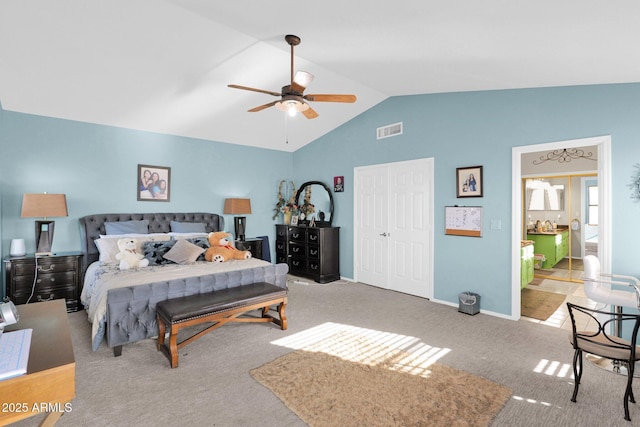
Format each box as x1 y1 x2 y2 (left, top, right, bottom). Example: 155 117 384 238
228 34 356 119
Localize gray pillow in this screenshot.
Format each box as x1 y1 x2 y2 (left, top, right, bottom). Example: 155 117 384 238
163 239 206 265
170 221 206 233
105 220 149 235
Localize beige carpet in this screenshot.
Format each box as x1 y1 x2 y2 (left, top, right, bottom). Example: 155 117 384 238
252 345 512 426
521 288 566 320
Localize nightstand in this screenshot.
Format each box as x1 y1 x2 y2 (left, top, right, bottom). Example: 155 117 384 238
4 251 83 312
235 238 264 261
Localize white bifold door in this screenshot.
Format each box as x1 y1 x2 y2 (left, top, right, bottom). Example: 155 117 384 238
355 158 433 299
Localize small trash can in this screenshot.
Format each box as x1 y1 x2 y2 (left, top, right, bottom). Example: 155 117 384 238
458 292 480 315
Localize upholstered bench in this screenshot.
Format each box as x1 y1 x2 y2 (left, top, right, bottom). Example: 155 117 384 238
156 282 288 368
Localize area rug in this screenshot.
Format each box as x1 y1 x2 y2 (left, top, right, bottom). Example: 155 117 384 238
521 288 566 320
251 350 512 427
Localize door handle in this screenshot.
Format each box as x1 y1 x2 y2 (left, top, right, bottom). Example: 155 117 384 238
380 232 389 237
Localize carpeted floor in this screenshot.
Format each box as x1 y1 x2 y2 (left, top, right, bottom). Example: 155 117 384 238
521 288 566 320
12 278 639 427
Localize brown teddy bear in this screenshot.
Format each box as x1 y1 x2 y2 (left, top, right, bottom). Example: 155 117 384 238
204 231 252 262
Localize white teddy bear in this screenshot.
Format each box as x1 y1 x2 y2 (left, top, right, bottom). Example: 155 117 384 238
115 238 149 270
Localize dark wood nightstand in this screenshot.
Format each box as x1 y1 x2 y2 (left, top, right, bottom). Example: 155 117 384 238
235 238 264 261
4 251 83 312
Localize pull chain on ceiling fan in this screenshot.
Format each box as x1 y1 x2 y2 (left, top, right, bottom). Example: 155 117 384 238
228 34 356 119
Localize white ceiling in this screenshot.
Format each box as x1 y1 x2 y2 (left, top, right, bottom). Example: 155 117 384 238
1 1 639 152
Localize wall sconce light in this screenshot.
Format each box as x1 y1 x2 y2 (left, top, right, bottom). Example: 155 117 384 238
223 198 251 241
20 193 68 256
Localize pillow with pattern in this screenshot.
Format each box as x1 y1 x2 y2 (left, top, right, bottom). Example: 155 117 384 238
143 239 177 266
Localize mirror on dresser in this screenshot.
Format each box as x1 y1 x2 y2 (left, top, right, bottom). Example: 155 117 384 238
294 180 334 226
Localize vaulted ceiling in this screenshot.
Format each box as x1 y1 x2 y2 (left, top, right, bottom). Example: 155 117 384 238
1 1 638 152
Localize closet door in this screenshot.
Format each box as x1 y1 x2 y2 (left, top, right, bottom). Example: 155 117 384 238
355 158 433 299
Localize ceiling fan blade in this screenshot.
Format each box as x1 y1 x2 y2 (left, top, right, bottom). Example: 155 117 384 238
304 94 357 103
301 106 319 119
248 101 278 112
228 84 281 97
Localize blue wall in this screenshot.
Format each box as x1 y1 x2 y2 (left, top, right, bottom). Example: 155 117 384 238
0 111 293 265
2 83 640 316
293 83 640 315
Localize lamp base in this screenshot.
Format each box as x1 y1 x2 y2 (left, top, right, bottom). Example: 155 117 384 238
234 216 246 242
35 220 55 255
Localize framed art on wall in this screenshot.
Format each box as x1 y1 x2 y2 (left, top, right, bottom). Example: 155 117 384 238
138 164 171 202
456 166 483 198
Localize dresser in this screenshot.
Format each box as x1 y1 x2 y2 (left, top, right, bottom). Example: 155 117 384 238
4 252 83 312
276 224 340 283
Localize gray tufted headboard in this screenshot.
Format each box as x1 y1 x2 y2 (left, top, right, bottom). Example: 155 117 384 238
78 212 224 276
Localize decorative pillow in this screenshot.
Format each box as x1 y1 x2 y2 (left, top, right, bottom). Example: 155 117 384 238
163 239 206 265
96 233 170 265
186 237 210 261
170 221 206 233
143 240 177 266
105 220 149 235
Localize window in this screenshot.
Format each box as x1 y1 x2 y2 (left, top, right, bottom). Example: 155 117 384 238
587 185 598 225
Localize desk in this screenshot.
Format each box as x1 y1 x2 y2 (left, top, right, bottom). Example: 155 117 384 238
0 299 75 426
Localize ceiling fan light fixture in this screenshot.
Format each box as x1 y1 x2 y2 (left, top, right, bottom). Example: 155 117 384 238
293 70 314 89
275 98 309 117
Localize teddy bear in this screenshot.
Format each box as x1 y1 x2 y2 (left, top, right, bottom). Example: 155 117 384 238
204 231 252 263
115 238 150 270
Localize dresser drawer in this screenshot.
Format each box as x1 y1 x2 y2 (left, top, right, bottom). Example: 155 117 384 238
12 287 77 309
13 258 77 276
290 258 307 274
308 246 320 260
13 271 77 292
289 228 306 243
289 243 306 258
275 240 287 254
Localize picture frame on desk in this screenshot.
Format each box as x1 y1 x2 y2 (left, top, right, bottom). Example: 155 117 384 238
290 215 299 226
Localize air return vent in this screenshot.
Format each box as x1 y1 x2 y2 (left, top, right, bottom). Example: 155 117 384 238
376 122 403 140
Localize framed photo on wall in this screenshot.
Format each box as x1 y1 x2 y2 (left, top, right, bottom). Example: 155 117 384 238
334 176 344 192
138 164 171 202
456 166 483 198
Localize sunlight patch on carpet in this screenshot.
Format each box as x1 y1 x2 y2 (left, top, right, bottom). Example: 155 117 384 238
270 322 450 377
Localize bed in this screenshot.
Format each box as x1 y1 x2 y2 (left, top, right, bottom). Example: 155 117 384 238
78 213 288 355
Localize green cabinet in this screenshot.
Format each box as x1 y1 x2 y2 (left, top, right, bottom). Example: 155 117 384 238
521 243 534 288
526 230 569 269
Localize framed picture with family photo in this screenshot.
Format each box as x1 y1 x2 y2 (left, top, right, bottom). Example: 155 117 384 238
456 166 483 198
138 164 171 202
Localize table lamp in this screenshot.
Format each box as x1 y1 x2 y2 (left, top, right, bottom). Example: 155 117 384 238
21 193 68 256
223 198 251 241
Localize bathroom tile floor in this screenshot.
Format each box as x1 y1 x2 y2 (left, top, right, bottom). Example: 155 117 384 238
523 267 602 332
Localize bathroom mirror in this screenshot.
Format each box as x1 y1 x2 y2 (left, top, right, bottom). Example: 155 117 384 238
525 179 565 211
295 180 334 226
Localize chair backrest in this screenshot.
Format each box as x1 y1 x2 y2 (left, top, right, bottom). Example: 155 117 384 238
566 302 640 361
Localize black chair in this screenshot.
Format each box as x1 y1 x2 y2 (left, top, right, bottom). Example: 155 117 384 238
567 302 640 421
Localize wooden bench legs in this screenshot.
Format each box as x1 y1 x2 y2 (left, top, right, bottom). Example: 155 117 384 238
157 297 287 368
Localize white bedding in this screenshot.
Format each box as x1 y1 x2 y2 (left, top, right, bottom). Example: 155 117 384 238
81 258 271 350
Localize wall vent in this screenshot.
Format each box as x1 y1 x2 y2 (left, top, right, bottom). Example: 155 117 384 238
376 122 403 140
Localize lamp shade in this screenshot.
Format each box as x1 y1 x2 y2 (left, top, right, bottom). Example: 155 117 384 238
21 194 68 218
223 198 251 215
